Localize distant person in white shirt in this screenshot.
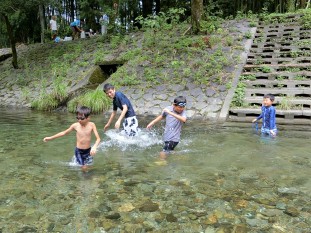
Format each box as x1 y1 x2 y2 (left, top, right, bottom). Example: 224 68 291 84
49 15 58 40
100 14 109 35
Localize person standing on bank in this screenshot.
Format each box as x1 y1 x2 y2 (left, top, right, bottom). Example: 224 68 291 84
70 19 82 40
103 83 139 136
50 15 58 40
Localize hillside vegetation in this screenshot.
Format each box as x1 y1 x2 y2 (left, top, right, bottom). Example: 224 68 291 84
6 9 310 115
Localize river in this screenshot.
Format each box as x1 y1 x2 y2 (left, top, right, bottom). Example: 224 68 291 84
0 107 310 232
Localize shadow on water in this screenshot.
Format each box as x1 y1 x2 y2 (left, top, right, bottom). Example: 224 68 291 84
0 107 310 232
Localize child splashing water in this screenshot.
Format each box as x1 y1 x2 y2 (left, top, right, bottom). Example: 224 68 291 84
103 83 139 137
43 106 101 170
147 96 187 159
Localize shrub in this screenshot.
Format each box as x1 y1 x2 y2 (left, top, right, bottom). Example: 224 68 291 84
68 87 111 114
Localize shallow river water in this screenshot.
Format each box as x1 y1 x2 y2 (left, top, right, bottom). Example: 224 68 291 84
0 107 310 233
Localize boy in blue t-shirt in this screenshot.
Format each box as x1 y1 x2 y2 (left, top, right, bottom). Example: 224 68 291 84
147 96 187 159
103 83 139 136
252 94 277 136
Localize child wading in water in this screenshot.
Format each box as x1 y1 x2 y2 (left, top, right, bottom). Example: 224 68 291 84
252 94 277 136
103 83 139 136
147 96 187 159
43 106 101 169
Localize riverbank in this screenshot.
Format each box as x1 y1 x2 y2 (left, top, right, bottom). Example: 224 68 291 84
0 19 252 120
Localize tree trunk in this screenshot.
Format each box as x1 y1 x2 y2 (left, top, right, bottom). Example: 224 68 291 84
191 0 203 34
2 14 18 69
142 0 153 17
39 4 45 44
155 0 161 14
70 0 75 22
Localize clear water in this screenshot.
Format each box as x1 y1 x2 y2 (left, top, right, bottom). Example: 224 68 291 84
0 107 310 232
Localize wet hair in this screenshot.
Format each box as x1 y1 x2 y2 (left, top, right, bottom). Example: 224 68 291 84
173 96 187 106
103 83 115 93
76 106 91 118
264 94 275 102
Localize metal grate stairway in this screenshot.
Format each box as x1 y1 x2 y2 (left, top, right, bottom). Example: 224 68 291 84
228 14 311 125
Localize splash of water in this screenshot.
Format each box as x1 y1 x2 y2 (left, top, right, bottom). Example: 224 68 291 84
99 128 162 151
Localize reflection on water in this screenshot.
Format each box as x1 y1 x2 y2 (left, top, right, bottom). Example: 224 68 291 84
0 107 310 232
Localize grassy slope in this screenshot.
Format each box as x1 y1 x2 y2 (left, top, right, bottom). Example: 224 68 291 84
0 19 250 112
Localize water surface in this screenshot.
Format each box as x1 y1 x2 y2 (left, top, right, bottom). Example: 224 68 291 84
0 107 310 232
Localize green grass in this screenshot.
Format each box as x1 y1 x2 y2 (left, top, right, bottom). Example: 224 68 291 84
68 87 111 114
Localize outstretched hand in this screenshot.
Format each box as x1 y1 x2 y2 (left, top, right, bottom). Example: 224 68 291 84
43 137 51 142
104 124 110 132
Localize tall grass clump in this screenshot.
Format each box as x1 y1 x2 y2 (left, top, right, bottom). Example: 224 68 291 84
31 77 69 111
68 87 111 114
31 94 59 111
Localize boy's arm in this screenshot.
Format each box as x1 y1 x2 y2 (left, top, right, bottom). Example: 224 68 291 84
253 107 263 122
163 108 187 123
115 104 128 129
269 107 276 130
104 111 116 131
43 124 75 142
147 115 164 129
90 123 101 155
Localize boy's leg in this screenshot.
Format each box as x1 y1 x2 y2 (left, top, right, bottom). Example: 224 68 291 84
75 147 83 165
71 27 75 39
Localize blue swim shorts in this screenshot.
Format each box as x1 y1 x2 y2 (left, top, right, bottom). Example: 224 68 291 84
261 127 277 136
74 147 93 166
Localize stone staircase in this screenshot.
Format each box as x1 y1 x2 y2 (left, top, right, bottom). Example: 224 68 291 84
228 14 311 125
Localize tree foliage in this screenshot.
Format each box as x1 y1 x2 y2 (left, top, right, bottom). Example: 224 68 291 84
0 0 309 68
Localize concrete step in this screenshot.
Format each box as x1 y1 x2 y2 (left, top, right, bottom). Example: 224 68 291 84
243 63 311 73
243 97 311 108
227 115 311 125
246 57 311 66
244 88 311 98
241 71 311 80
243 80 311 88
229 108 311 120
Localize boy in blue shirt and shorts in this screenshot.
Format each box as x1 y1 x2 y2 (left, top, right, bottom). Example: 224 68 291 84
252 94 277 136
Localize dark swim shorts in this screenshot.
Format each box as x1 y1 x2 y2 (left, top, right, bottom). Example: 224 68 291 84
74 147 93 165
163 141 179 152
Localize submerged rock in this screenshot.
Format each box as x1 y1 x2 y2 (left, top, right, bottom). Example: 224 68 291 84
138 200 159 212
284 206 300 217
277 187 300 195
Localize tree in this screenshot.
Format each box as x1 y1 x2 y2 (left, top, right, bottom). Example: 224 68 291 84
0 0 53 67
191 0 203 34
0 0 26 68
80 0 101 31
